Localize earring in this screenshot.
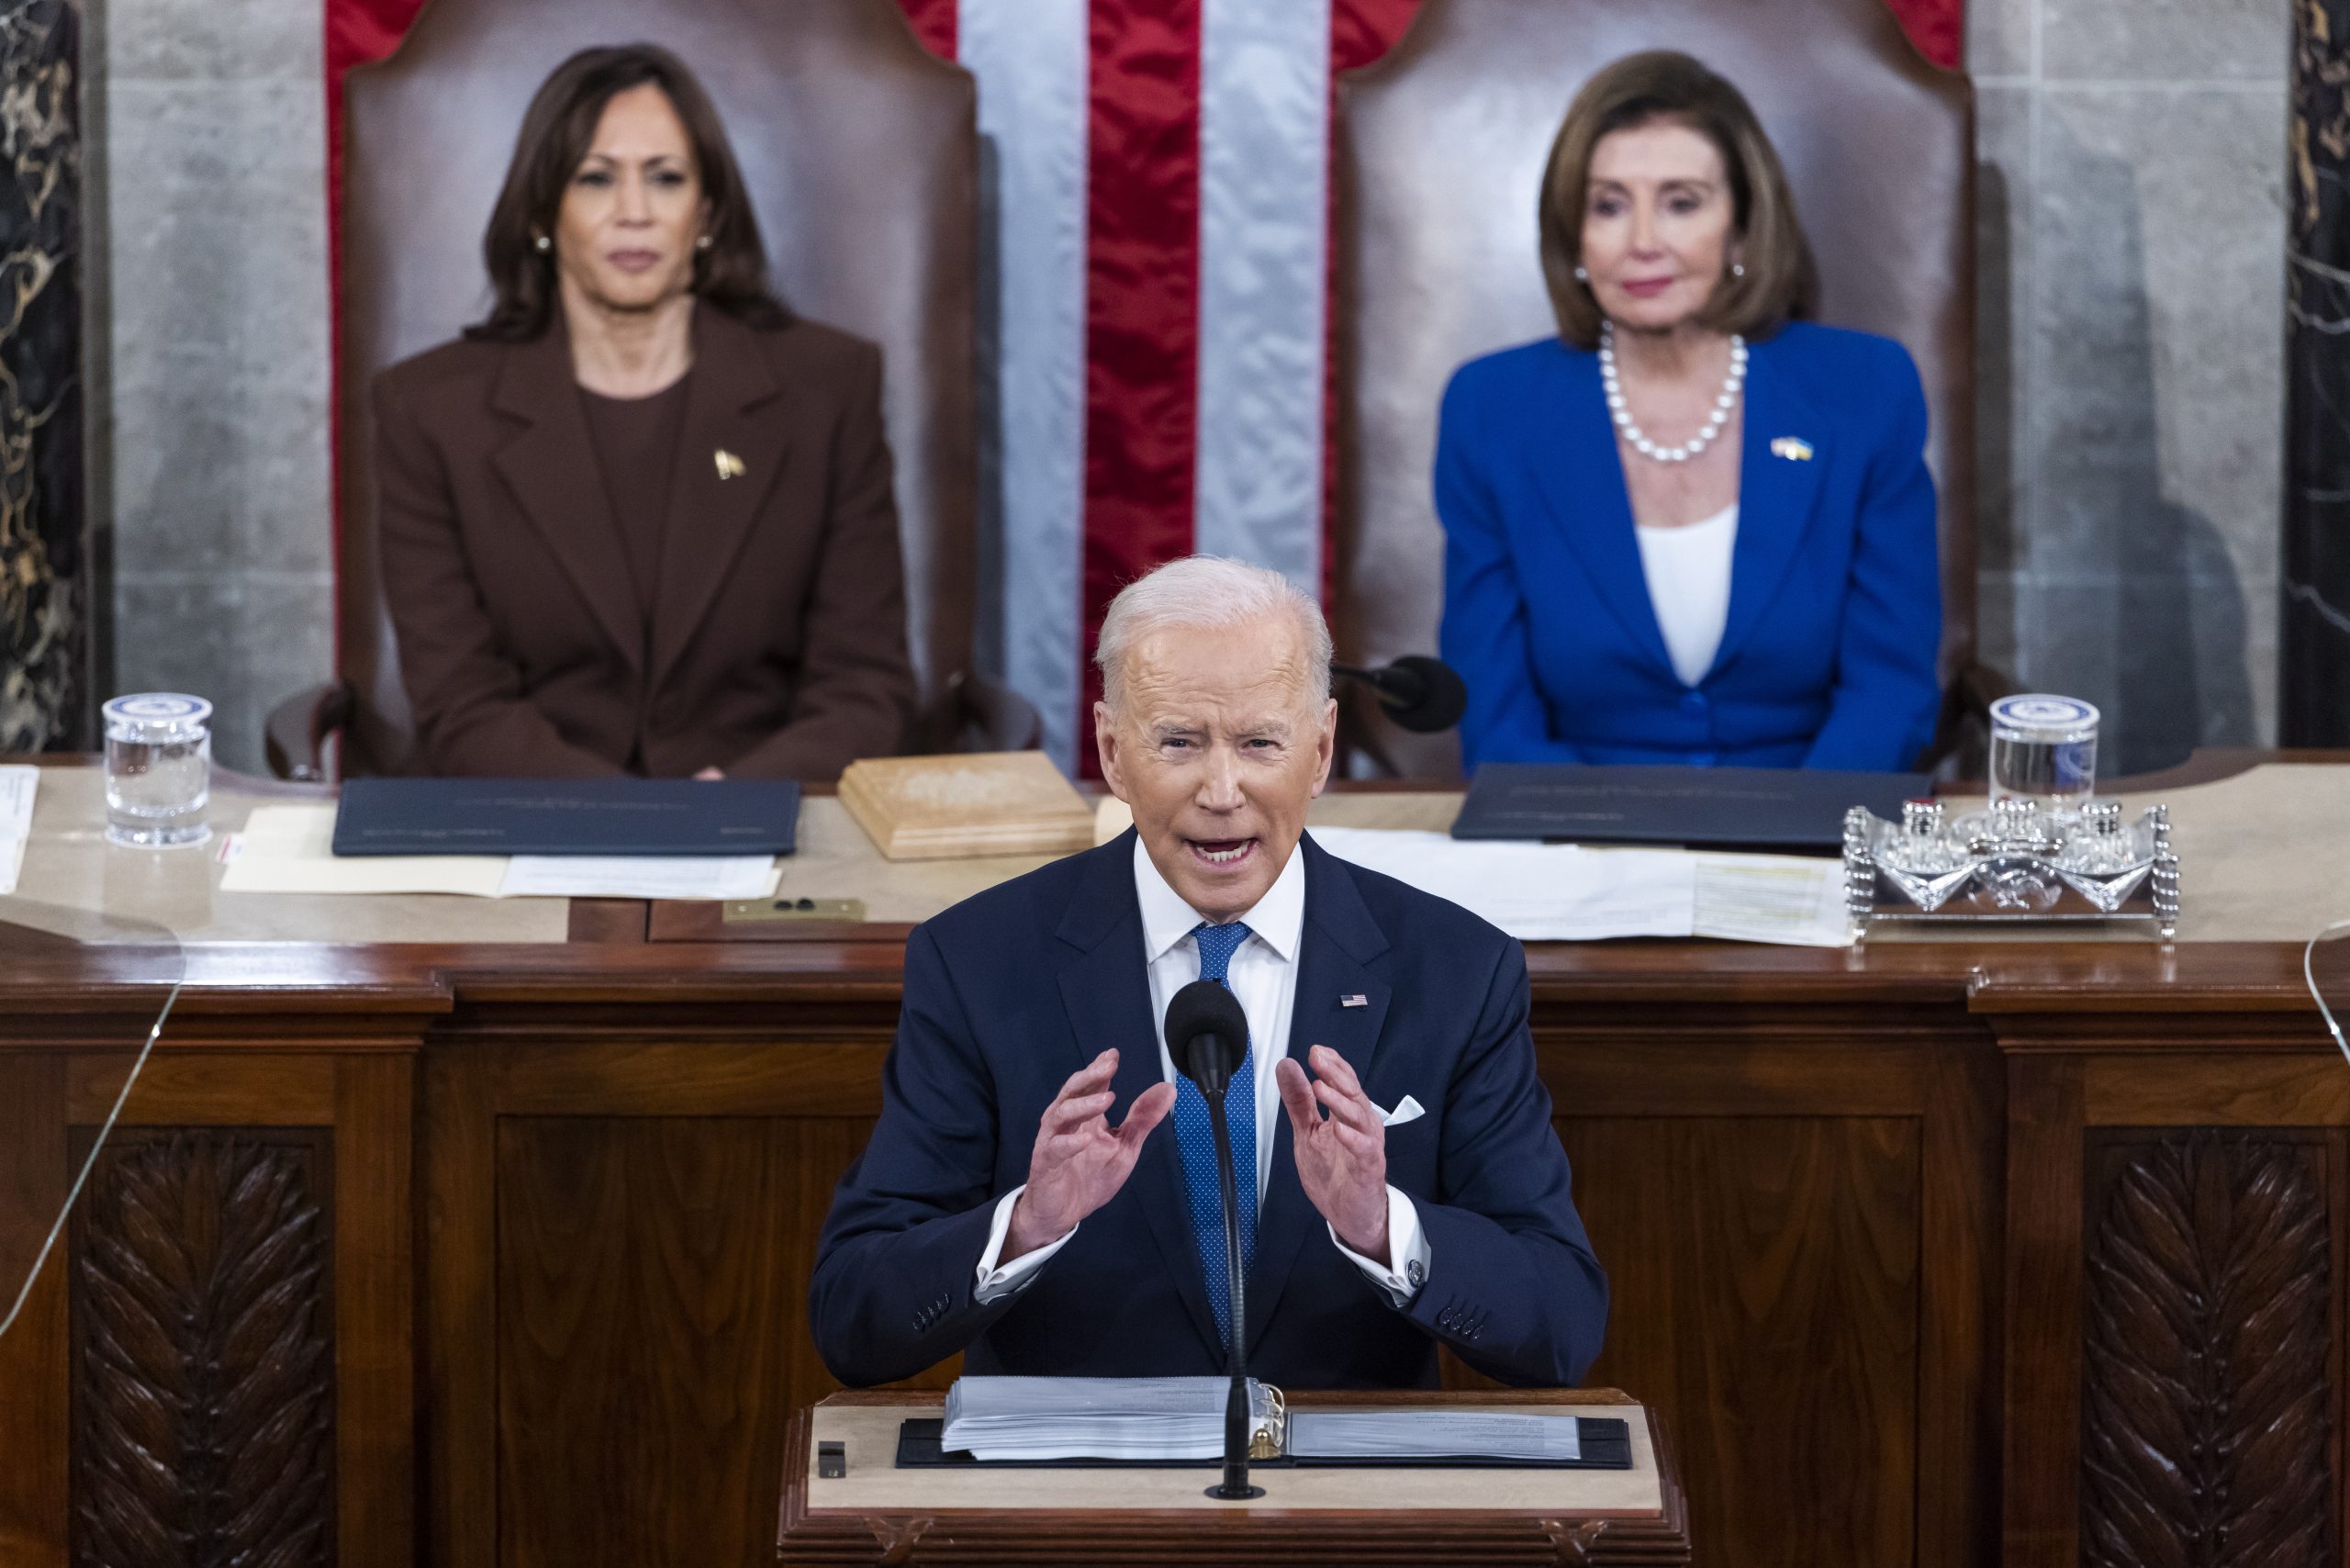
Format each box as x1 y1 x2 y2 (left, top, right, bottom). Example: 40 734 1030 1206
1731 262 1745 277
695 234 713 251
532 233 551 253
1573 264 1589 282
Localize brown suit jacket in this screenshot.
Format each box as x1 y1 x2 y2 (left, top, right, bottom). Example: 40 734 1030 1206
373 302 917 780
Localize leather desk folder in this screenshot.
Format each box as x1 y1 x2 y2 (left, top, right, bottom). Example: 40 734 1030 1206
330 778 800 857
1451 762 1930 851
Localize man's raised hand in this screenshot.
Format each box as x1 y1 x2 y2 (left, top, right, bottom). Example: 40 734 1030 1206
1003 1049 1177 1260
1276 1045 1391 1264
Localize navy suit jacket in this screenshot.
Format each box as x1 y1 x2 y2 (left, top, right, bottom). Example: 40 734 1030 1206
1438 321 1943 773
809 831 1608 1390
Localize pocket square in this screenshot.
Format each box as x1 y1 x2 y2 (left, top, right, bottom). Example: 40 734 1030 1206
1380 1094 1427 1128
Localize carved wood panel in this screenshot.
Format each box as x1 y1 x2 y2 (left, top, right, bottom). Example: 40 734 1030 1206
68 1129 335 1568
2081 1130 2333 1568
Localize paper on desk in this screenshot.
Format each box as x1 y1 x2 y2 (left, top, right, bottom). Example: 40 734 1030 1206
1308 825 1851 946
496 855 778 901
220 805 506 896
218 805 781 900
0 765 36 897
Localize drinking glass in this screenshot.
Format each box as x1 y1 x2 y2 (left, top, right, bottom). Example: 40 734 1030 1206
103 693 212 848
1987 694 2098 817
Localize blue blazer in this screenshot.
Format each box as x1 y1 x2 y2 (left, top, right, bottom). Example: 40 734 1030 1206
810 831 1608 1390
1437 321 1943 772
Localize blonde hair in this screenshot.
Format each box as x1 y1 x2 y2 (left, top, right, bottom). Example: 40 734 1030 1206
1094 556 1332 713
1539 50 1818 349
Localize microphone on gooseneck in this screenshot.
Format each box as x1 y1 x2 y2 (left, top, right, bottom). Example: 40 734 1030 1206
1332 655 1469 734
1162 976 1264 1500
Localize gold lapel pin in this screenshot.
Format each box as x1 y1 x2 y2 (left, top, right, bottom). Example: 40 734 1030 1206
1770 437 1814 462
714 448 747 480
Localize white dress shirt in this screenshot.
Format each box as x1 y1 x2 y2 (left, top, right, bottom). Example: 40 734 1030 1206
971 836 1430 1309
1634 502 1740 688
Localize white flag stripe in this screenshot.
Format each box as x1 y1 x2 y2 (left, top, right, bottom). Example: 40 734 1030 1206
1193 0 1333 599
960 0 1091 770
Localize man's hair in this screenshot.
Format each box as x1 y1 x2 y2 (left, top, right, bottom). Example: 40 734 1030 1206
467 43 789 343
1094 556 1333 713
1539 50 1817 349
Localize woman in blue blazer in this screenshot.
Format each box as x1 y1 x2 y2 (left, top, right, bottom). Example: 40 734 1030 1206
1438 51 1942 773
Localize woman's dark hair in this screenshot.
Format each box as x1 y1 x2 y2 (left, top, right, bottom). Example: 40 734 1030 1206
1539 50 1817 350
466 44 789 342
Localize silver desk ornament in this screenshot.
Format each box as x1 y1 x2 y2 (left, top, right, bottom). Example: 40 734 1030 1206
1842 797 2178 940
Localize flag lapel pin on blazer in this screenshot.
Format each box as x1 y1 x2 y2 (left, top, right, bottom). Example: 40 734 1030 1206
1340 993 1369 1008
714 448 747 480
1770 436 1814 462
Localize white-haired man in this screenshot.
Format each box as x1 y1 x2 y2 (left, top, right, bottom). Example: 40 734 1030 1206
811 556 1606 1388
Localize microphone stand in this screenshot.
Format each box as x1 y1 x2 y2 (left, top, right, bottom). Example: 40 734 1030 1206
1203 1077 1264 1501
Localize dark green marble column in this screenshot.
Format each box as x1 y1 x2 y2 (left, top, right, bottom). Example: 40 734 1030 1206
2288 0 2350 743
0 0 85 752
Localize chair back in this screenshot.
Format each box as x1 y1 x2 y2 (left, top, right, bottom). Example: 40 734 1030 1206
1335 0 1973 776
336 0 976 772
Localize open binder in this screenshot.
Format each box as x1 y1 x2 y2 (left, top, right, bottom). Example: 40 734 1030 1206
898 1377 1634 1472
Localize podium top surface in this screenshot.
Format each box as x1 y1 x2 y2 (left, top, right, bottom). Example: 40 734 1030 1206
796 1393 1665 1516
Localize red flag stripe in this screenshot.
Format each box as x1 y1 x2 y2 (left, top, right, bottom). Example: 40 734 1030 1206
1077 0 1205 771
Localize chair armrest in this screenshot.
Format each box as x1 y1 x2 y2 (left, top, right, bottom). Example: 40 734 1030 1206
923 670 1045 755
264 681 354 782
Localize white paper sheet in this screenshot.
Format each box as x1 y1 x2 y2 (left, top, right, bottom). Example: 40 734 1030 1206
1309 825 1851 947
0 765 35 897
497 855 779 901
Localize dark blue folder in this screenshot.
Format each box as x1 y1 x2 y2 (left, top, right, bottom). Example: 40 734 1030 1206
331 778 800 857
1450 763 1930 852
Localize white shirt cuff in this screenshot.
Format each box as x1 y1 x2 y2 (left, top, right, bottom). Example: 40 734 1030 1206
1328 1185 1430 1308
973 1184 1079 1305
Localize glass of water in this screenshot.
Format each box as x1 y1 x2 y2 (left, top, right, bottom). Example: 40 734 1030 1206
103 693 213 848
1987 693 2098 817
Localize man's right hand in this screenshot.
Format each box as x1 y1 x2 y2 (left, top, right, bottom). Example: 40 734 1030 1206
1003 1049 1176 1261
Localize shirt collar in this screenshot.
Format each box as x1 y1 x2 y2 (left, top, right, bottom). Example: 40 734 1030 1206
1130 831 1306 966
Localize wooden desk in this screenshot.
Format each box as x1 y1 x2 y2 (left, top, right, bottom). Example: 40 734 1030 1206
2 754 2344 1568
777 1390 1689 1564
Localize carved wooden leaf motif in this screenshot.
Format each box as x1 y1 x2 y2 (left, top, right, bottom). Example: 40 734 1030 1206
2082 1132 2332 1568
71 1133 333 1568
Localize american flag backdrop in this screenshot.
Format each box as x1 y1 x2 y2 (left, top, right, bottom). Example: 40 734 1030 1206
326 0 1961 770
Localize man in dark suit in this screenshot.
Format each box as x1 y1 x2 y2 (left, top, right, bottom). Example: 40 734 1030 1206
810 556 1606 1389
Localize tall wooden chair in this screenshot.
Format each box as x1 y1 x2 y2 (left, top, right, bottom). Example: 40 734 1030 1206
1333 0 1994 778
268 0 1034 778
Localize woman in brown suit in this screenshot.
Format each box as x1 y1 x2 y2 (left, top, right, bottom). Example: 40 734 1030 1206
375 44 916 779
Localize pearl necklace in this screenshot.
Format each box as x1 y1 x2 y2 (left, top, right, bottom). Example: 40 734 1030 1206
1599 323 1747 465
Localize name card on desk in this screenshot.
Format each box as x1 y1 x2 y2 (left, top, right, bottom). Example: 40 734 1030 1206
333 778 800 857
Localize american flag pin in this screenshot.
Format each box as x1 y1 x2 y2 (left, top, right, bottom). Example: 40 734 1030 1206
1340 993 1368 1008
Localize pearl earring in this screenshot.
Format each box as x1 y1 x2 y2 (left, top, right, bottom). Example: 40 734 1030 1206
532 233 551 253
1573 264 1589 282
696 234 713 251
1731 262 1745 277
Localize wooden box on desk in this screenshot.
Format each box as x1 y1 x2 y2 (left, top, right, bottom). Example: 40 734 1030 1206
777 1388 1691 1565
838 751 1095 861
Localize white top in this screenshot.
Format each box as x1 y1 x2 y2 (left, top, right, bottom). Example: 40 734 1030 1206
972 837 1430 1309
1634 503 1740 688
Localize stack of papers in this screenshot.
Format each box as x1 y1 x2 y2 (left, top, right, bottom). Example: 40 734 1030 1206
218 804 779 901
0 766 34 896
1307 826 1851 947
941 1376 1279 1462
1288 1410 1583 1462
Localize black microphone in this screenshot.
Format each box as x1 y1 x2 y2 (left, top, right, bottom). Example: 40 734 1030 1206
1333 655 1468 734
1163 976 1264 1501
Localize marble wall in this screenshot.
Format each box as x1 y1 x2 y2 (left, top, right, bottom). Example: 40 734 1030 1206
1973 0 2290 770
0 0 88 752
101 0 332 773
2283 0 2350 741
89 0 2291 775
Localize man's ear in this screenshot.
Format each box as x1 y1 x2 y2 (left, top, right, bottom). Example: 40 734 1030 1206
1310 697 1337 797
1094 702 1130 801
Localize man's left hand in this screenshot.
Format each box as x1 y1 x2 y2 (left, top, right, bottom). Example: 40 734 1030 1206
1275 1045 1389 1265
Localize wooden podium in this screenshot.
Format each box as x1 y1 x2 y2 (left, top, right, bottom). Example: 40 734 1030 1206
776 1389 1690 1565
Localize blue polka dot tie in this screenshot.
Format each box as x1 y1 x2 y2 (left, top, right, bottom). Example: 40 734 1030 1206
1171 920 1257 1350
